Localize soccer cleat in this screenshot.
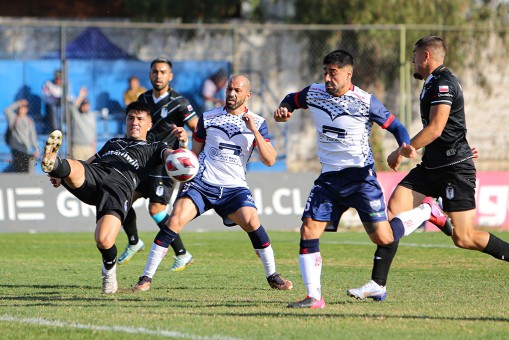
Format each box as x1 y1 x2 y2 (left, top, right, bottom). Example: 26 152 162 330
132 275 152 292
267 273 293 290
102 269 118 294
347 280 387 301
118 240 145 265
287 296 326 309
170 252 194 272
422 196 454 236
41 130 63 173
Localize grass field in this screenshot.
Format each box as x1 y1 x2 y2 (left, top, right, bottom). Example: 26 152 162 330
1 230 509 339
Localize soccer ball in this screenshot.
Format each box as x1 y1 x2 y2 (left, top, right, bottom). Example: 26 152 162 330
165 148 199 182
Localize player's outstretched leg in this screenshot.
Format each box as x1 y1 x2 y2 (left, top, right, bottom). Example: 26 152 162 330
41 130 62 173
422 197 453 236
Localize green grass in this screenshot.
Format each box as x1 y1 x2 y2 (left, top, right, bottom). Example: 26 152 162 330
1 230 509 339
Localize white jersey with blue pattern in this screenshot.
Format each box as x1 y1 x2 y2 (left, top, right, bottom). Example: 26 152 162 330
291 83 396 173
193 107 271 188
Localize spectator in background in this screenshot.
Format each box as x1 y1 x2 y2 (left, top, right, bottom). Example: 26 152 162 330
42 69 63 132
4 99 40 173
70 87 97 160
201 68 228 111
124 76 146 107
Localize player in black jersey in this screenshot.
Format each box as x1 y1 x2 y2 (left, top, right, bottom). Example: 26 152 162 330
41 101 189 294
118 57 198 271
349 36 509 301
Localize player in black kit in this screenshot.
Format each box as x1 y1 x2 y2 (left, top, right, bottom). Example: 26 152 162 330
118 57 198 271
41 101 189 294
348 36 509 301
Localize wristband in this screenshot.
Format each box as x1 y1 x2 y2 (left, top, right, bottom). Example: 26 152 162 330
179 140 188 148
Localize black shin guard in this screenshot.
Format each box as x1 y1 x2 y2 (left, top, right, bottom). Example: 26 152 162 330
170 234 186 256
371 241 399 287
123 208 139 245
482 233 509 262
98 245 117 270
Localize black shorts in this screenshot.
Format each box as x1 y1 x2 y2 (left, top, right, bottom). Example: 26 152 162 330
63 161 134 222
135 164 177 204
398 159 476 212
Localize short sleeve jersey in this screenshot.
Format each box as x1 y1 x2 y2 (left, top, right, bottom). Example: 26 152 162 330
193 107 271 188
138 88 197 149
419 65 473 169
283 83 396 173
93 138 168 190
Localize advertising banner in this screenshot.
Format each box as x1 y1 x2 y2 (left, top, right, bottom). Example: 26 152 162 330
1 172 508 233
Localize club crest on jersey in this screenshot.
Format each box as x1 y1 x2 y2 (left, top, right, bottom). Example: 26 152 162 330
369 199 382 211
161 107 168 118
156 185 164 196
446 185 455 200
439 85 449 93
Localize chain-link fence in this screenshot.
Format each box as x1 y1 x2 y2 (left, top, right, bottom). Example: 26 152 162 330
1 19 508 172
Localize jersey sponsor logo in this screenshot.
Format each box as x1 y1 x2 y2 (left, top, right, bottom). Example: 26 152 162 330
318 125 353 145
439 85 449 93
161 107 168 118
102 150 140 170
209 143 244 166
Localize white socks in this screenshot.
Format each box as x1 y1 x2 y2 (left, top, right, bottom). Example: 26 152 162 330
299 252 322 300
395 203 432 236
255 245 276 277
143 243 168 278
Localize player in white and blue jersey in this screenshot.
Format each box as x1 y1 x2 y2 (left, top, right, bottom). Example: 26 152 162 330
276 50 452 309
133 74 293 292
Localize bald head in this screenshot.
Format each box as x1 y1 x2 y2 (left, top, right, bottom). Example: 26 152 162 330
228 74 251 92
225 74 252 113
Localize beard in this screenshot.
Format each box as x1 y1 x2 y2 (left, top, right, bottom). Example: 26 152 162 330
413 72 423 80
325 82 339 96
151 80 167 92
226 97 243 111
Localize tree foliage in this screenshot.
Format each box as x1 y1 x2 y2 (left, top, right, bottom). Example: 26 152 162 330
122 0 242 23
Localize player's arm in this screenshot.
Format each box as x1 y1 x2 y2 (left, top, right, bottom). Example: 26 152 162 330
243 113 276 166
185 115 199 132
409 104 450 150
385 118 416 171
370 96 414 171
274 87 310 122
191 115 205 156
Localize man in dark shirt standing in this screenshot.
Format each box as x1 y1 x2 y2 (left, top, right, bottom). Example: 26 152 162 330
41 101 189 294
118 57 198 271
348 36 509 301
